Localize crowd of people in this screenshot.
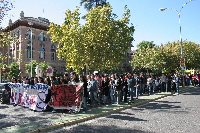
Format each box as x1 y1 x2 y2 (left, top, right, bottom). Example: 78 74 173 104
10 72 193 112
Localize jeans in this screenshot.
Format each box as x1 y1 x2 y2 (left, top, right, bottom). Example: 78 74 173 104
135 86 139 98
110 89 116 103
89 91 99 105
176 83 179 94
129 87 134 101
116 90 122 104
82 97 88 110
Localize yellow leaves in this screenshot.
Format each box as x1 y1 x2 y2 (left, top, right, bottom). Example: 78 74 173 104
48 5 134 72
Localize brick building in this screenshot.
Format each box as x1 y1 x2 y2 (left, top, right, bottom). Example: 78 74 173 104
3 11 66 77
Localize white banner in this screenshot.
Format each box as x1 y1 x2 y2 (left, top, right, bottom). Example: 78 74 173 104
9 83 49 112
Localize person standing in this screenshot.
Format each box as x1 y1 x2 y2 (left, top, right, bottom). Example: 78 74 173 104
88 74 99 106
127 73 135 101
81 75 88 111
173 73 180 95
161 74 167 92
122 75 128 103
115 74 122 104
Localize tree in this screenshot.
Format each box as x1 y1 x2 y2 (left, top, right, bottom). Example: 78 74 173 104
80 0 107 11
25 60 38 77
48 5 135 73
132 41 200 74
7 62 20 79
131 46 158 73
137 41 155 49
164 41 200 70
38 61 49 76
0 0 13 24
0 31 13 62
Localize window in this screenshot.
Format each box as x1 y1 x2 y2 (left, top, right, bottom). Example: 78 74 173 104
26 46 32 58
51 52 56 61
25 29 31 40
51 44 56 61
38 32 46 42
16 30 20 38
39 47 45 59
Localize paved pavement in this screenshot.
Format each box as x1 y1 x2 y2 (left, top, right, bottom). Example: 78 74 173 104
48 86 200 133
0 87 192 133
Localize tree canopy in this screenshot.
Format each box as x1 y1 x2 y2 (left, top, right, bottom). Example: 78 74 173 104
0 31 13 62
132 41 200 74
0 0 13 24
80 0 107 11
49 5 134 73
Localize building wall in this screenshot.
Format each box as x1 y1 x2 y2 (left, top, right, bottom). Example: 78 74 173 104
9 26 66 77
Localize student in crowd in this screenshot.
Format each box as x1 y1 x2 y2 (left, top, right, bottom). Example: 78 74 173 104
81 75 88 111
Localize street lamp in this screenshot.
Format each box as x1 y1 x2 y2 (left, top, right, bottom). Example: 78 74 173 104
28 21 33 77
160 0 195 87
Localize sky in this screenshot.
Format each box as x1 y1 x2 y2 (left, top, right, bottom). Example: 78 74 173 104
1 0 200 49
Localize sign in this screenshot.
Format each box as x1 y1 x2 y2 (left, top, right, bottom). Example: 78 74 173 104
46 66 53 77
9 83 49 111
35 65 43 77
49 83 83 112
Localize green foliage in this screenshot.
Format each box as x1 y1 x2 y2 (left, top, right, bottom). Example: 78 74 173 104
0 31 13 61
49 5 135 73
8 62 20 79
80 0 108 11
25 60 38 77
25 61 49 77
137 41 155 49
39 61 48 72
132 41 200 74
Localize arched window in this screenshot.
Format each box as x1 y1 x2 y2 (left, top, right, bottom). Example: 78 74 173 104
39 47 45 59
25 29 35 41
26 29 31 40
38 32 46 42
15 29 20 38
51 44 56 61
26 46 32 58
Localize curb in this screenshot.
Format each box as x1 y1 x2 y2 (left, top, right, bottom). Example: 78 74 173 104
29 93 174 133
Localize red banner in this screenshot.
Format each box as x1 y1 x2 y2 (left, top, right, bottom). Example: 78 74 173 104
49 83 83 112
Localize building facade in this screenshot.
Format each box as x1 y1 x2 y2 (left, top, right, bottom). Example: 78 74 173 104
3 11 66 77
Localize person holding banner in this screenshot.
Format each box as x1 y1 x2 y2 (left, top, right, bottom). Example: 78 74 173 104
88 74 100 107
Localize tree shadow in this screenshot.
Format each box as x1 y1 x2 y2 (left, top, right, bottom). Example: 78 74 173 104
60 125 153 133
107 114 147 122
0 114 7 119
139 102 181 110
0 105 9 109
118 111 135 116
0 121 16 129
182 87 200 95
155 101 181 104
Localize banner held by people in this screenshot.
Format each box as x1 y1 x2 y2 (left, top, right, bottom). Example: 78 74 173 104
8 83 49 111
49 83 83 112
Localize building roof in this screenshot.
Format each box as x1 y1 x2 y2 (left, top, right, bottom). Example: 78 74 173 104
3 14 50 32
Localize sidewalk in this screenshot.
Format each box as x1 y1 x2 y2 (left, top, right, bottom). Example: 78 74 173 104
0 87 190 133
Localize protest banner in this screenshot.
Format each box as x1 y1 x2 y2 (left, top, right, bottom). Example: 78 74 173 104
9 83 49 111
49 83 83 112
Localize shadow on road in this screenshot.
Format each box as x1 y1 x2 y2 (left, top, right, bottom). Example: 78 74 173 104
60 125 153 133
139 102 181 110
156 101 181 104
0 105 9 109
182 87 200 95
0 121 16 129
0 113 7 119
107 114 147 122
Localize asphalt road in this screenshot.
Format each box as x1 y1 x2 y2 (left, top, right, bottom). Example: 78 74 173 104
48 87 200 133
